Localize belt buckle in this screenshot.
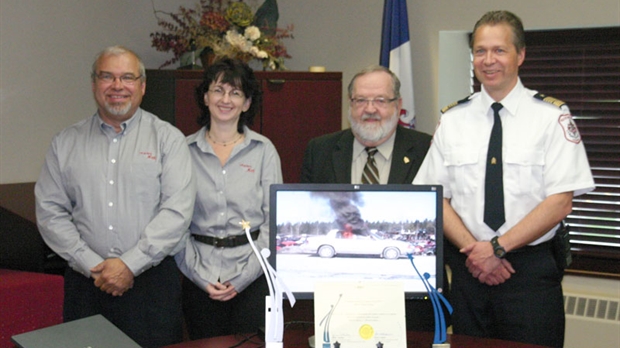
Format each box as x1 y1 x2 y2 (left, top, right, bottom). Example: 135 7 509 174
213 237 225 248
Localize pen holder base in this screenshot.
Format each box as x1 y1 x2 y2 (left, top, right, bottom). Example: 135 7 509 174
432 344 450 348
265 342 283 348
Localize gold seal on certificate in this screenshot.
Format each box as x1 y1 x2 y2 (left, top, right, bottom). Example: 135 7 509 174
359 324 374 340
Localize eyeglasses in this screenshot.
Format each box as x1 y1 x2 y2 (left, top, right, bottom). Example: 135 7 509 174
350 97 398 109
208 86 246 101
95 72 142 86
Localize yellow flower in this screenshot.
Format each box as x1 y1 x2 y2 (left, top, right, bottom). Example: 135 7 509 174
225 2 254 27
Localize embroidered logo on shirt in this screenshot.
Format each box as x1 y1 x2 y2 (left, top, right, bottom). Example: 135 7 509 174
240 163 255 173
558 114 581 144
139 151 157 161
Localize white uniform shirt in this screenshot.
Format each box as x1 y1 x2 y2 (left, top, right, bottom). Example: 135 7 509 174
413 79 595 244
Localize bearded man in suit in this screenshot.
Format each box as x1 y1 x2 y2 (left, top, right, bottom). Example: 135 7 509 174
301 65 439 331
302 65 431 185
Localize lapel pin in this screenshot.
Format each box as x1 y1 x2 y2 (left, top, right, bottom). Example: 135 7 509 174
404 156 410 164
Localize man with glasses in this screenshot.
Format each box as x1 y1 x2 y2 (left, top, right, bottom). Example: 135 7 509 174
301 65 431 185
301 65 439 331
35 46 196 347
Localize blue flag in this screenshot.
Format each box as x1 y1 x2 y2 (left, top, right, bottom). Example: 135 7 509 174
380 0 415 128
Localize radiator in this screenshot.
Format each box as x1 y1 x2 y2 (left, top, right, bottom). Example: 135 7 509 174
564 293 620 348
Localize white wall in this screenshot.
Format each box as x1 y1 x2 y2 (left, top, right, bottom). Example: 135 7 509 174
0 0 193 184
563 275 619 299
438 31 472 111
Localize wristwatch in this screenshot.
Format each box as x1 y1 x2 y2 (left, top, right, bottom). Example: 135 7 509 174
490 236 506 259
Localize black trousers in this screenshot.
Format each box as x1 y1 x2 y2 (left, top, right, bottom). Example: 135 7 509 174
446 241 565 347
182 274 268 340
63 257 183 348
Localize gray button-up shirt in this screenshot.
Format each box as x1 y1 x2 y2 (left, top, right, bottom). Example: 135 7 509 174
175 126 282 293
35 109 196 277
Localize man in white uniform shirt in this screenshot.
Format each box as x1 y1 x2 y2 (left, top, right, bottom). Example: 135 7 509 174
413 11 594 347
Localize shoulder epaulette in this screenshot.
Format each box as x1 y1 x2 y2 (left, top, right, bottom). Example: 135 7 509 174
441 95 472 114
533 93 566 108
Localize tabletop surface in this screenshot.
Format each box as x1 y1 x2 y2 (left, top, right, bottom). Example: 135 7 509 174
164 325 548 348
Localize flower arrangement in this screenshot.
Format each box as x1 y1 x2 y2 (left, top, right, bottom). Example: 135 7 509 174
150 0 293 70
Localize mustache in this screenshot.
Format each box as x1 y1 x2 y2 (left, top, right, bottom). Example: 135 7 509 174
360 113 381 121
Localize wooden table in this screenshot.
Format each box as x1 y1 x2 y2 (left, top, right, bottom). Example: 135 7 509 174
165 325 548 348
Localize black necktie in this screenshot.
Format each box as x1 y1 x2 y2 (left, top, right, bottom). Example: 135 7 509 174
484 103 505 231
362 147 380 184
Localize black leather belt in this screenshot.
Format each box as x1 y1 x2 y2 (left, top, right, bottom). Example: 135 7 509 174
192 229 260 248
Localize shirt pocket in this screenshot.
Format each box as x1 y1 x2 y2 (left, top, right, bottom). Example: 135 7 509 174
504 148 545 196
444 150 481 195
129 162 162 204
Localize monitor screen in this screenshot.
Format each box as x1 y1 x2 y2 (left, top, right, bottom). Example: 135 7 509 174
268 183 444 300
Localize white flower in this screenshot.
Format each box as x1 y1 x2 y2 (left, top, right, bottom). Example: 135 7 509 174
249 46 260 56
225 30 245 46
225 30 252 52
244 26 261 41
250 46 269 59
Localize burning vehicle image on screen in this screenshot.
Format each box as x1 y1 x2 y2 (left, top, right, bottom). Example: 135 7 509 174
271 187 441 296
275 191 436 259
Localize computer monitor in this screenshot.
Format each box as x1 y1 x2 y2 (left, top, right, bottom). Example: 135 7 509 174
268 183 444 300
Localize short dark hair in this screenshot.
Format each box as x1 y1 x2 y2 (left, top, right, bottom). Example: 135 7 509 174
470 10 526 53
195 58 262 132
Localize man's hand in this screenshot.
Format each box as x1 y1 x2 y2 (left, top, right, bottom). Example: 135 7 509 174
478 259 516 285
91 258 134 296
461 241 515 285
206 281 238 302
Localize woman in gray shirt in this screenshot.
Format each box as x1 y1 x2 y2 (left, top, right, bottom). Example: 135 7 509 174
175 58 283 339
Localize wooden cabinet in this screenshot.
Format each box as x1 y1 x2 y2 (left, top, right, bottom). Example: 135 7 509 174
141 70 342 183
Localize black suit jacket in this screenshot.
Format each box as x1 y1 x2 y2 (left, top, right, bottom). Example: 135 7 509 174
301 126 432 184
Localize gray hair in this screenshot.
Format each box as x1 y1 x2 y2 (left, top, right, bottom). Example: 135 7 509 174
90 45 146 82
347 65 401 99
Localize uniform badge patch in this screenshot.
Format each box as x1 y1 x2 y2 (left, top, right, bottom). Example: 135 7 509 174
558 114 581 144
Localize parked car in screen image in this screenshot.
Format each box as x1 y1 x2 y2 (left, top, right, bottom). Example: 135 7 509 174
275 235 308 251
300 229 417 259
